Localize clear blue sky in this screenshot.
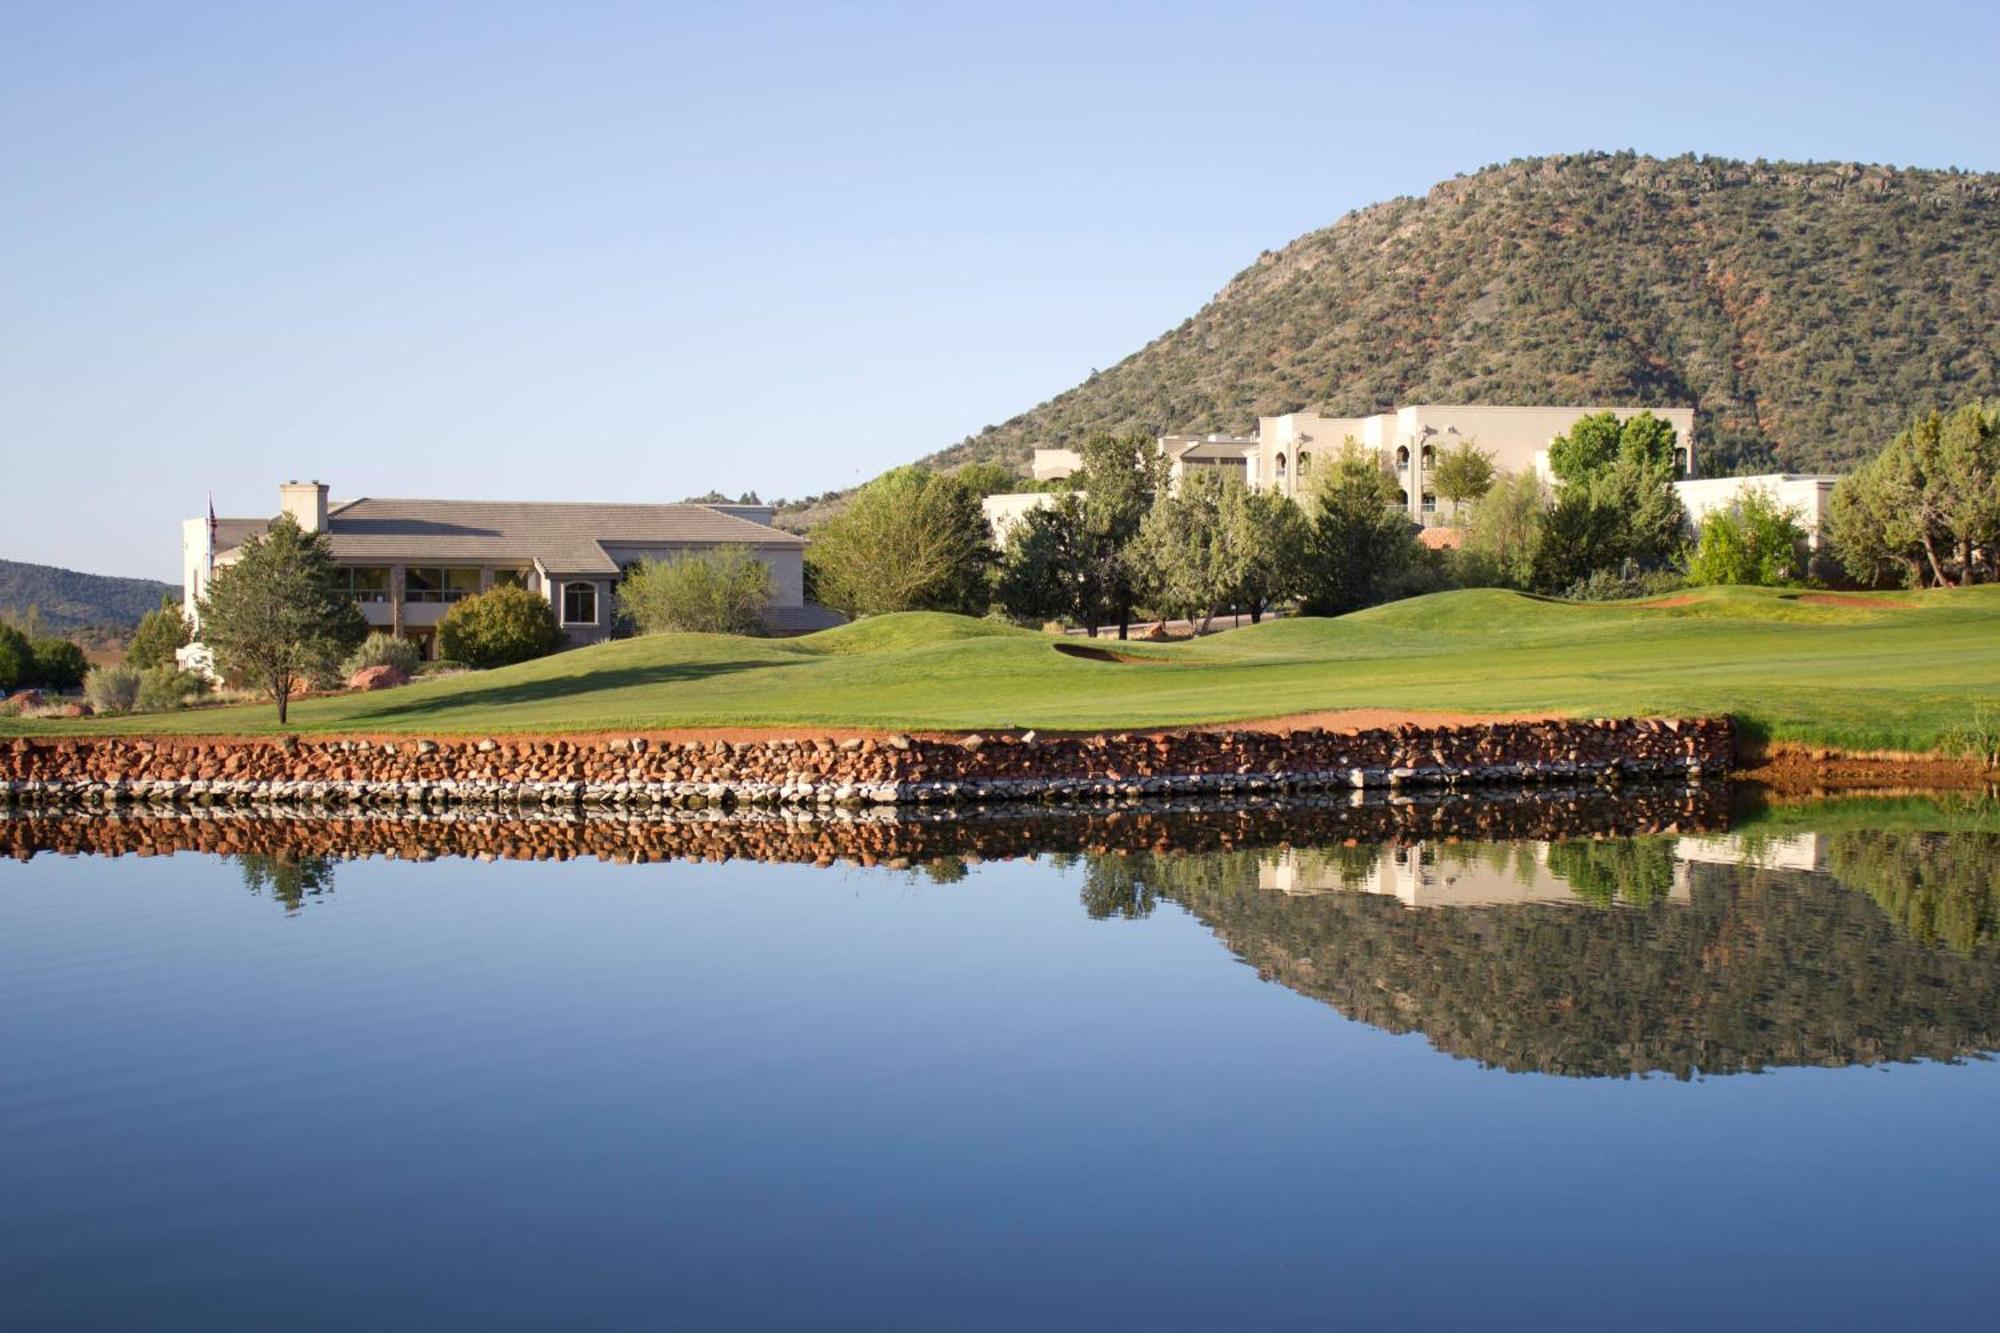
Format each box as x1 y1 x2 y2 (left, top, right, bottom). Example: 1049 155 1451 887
5 0 1996 579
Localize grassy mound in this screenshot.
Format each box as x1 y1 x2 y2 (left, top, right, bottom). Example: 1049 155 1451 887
8 586 1997 752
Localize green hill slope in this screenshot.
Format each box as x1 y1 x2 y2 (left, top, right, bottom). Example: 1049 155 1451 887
924 152 2000 478
0 559 179 633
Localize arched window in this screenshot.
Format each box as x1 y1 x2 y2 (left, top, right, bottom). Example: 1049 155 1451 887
1395 445 1411 467
1297 450 1311 475
1396 489 1410 507
1274 452 1288 479
1421 493 1437 515
562 580 598 626
1421 445 1436 468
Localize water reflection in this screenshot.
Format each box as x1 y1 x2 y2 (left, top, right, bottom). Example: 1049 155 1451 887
7 789 2000 1079
1073 813 2000 1078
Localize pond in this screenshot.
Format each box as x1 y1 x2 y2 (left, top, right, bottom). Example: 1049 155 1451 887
5 788 1999 1331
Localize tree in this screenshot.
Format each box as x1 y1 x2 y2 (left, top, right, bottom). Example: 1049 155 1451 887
1828 402 2000 587
617 548 774 635
1530 487 1629 592
29 638 89 690
994 493 1100 629
196 515 366 723
127 595 192 671
1548 410 1682 485
1220 482 1308 623
438 584 563 668
807 467 994 617
952 461 1027 498
1070 430 1171 637
1431 440 1497 520
1131 471 1236 632
1537 411 1689 586
1457 470 1546 588
0 623 29 692
1298 445 1417 616
1687 487 1809 586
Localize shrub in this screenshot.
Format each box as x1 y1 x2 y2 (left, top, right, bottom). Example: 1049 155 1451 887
415 658 470 676
617 548 775 635
438 585 563 668
1559 564 1686 602
137 666 210 712
0 623 29 691
29 638 89 690
1687 487 1809 586
84 664 143 714
342 632 424 678
127 596 193 671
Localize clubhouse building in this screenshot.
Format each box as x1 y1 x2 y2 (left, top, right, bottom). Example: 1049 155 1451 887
183 481 839 657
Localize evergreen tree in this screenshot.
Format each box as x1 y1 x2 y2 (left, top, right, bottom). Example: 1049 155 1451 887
1298 446 1416 616
127 594 192 670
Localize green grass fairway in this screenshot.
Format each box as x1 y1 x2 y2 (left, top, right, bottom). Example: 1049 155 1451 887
8 585 1998 753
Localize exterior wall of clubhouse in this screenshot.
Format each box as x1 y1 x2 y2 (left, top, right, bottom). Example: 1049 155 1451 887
184 481 834 656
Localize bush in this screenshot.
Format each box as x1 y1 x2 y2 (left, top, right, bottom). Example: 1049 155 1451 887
1559 564 1686 602
342 632 423 678
415 658 470 676
137 666 210 712
617 548 774 635
84 664 143 714
0 624 29 691
438 585 563 668
1687 487 1809 586
29 638 89 690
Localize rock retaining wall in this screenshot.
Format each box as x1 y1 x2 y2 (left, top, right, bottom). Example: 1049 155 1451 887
2 717 1734 811
2 782 1730 868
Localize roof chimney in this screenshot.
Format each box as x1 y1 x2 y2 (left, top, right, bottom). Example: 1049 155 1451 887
280 480 329 533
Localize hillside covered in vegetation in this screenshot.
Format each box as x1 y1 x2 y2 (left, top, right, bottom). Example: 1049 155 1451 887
0 559 178 634
924 152 2000 477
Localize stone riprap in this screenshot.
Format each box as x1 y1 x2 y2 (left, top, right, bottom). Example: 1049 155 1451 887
1 781 1730 868
1 717 1734 812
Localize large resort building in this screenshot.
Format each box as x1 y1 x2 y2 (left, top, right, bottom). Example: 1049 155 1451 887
998 401 1839 546
183 481 839 658
1031 403 1700 524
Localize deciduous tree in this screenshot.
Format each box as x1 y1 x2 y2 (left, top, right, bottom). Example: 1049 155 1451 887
617 548 774 635
196 515 366 723
807 467 994 617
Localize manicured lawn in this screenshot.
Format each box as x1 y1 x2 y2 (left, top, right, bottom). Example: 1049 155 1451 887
7 585 1998 753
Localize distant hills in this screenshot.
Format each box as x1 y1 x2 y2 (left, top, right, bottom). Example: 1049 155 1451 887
924 152 2000 478
0 560 179 634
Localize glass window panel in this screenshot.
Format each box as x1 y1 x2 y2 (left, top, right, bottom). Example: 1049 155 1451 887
563 581 597 625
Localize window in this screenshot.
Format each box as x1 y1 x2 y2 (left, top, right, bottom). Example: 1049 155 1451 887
1296 451 1310 476
1421 445 1436 468
1396 489 1410 507
491 568 530 590
1421 493 1437 515
406 568 481 603
1395 445 1411 468
1274 452 1288 479
341 566 390 604
562 581 598 625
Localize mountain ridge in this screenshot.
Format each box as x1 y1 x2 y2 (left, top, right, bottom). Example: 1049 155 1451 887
917 151 2000 479
0 559 180 634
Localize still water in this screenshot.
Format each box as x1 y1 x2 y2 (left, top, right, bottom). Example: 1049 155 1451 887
4 791 1999 1331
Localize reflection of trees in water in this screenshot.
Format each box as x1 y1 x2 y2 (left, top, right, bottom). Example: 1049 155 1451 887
1542 838 1679 906
1092 838 2000 1078
1826 831 2000 955
236 854 336 913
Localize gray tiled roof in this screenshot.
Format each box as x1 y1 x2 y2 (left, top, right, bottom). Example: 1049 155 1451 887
215 498 803 575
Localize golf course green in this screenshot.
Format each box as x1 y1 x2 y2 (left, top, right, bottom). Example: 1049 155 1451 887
7 585 1997 754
